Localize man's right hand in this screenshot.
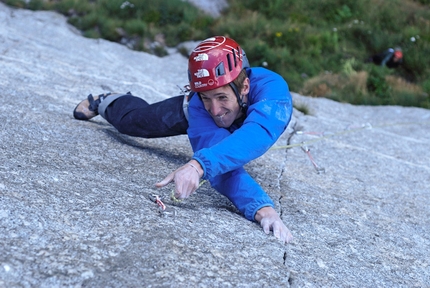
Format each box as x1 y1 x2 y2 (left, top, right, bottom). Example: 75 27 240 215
155 160 202 199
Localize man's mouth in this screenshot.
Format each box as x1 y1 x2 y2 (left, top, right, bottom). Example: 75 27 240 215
217 111 228 118
215 111 229 126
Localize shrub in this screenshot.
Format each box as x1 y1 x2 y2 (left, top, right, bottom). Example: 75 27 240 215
365 65 392 103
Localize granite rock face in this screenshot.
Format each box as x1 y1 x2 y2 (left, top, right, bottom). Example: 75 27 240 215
185 0 228 17
1 3 429 287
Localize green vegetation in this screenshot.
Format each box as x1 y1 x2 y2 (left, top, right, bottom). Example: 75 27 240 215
3 0 430 108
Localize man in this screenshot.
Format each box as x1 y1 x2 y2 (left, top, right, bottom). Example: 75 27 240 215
367 47 403 69
74 36 294 244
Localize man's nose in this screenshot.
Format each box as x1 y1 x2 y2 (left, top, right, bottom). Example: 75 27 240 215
209 101 222 116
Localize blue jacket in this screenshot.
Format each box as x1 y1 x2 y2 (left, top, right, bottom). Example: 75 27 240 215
187 67 293 221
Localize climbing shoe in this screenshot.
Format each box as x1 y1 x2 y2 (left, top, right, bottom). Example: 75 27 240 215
73 92 116 120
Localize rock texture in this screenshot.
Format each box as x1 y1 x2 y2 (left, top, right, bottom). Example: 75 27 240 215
1 3 429 287
186 0 228 17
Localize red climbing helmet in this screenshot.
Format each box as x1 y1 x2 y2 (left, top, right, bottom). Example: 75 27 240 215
188 36 250 92
394 50 403 59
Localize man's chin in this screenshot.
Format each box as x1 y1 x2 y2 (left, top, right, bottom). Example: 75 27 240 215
215 122 228 128
213 119 233 128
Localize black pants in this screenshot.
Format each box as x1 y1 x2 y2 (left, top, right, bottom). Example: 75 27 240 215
104 94 188 138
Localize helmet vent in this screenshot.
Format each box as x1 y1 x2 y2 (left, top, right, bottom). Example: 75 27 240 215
226 53 233 71
215 62 226 77
232 48 237 67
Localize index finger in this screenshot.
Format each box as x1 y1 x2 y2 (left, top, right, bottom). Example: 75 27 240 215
155 171 175 188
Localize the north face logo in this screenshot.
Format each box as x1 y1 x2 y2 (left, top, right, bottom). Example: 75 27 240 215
194 69 209 78
194 53 209 61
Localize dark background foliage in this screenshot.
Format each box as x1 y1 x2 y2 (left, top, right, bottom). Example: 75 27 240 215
3 0 429 108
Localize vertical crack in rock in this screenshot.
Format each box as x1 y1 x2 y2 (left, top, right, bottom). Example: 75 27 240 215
284 251 293 286
279 122 299 278
278 121 299 218
283 251 287 265
288 271 294 286
279 195 284 217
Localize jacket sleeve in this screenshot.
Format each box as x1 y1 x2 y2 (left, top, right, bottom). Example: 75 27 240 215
210 167 275 221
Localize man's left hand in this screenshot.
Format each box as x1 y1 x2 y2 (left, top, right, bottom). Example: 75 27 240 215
255 206 294 244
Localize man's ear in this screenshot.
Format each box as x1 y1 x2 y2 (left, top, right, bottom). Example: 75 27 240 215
241 77 250 95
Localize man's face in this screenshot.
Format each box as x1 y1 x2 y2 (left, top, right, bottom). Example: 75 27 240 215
200 85 243 128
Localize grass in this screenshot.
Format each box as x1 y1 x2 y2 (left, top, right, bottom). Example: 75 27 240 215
2 0 429 109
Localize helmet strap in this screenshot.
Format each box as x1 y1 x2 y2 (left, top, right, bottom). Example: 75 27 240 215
229 83 247 111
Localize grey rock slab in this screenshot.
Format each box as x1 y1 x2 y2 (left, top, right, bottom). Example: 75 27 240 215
185 0 228 18
281 94 430 287
0 4 289 288
1 3 430 287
